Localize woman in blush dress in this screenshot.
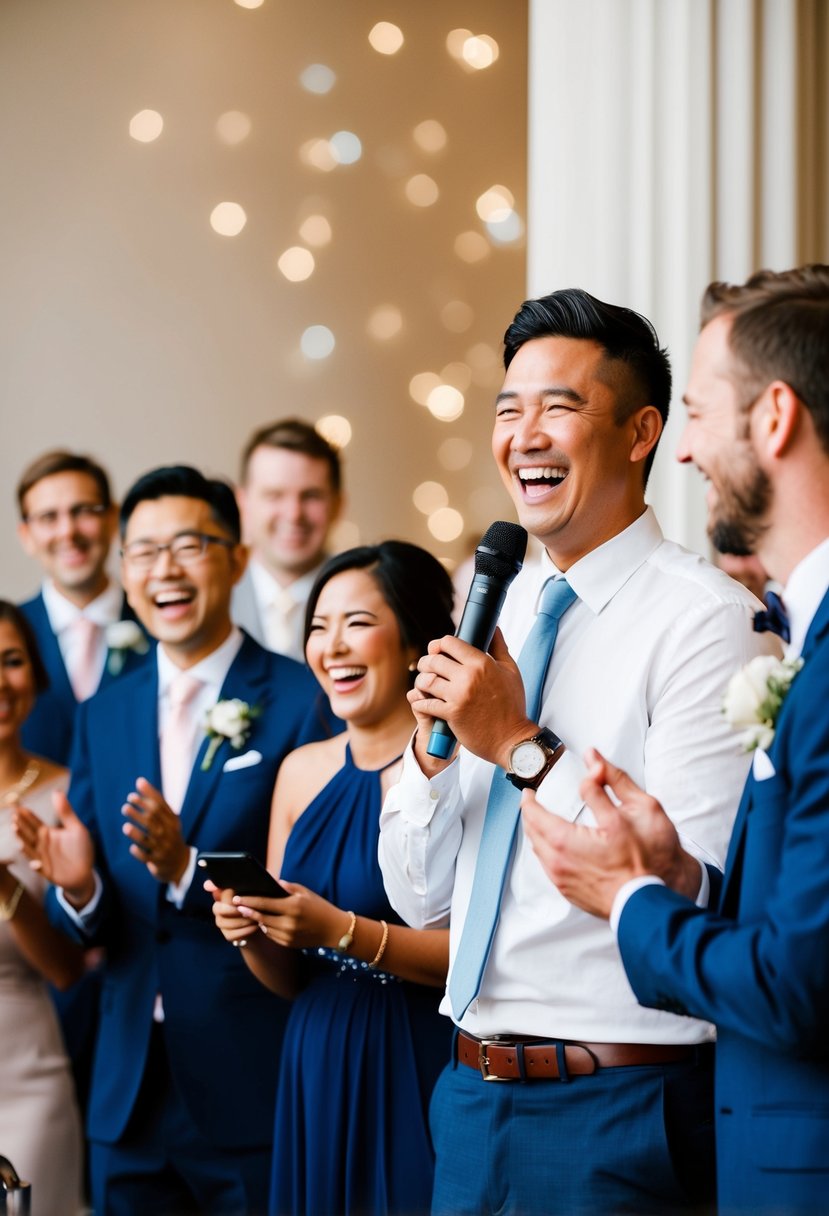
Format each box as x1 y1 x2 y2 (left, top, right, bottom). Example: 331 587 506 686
0 601 83 1216
210 542 455 1216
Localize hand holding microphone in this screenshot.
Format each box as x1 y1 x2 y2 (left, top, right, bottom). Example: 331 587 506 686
414 522 528 763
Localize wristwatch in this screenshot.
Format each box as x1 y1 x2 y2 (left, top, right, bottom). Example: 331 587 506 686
505 727 563 790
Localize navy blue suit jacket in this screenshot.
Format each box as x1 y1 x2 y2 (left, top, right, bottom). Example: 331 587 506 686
618 587 829 1213
47 633 337 1150
19 590 150 766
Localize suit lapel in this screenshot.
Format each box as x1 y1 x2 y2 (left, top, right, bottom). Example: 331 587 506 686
29 593 76 704
118 662 163 916
178 636 271 841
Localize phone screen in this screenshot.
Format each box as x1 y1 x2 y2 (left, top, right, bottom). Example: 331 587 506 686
196 852 286 898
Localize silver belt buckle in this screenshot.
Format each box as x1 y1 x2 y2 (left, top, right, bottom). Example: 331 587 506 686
477 1037 510 1081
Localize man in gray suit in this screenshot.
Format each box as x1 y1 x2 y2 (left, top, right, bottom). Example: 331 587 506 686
232 419 342 660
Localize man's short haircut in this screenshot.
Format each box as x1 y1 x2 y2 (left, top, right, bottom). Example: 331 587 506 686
502 288 672 484
701 264 829 453
0 599 50 694
120 466 241 542
17 449 113 517
239 418 342 493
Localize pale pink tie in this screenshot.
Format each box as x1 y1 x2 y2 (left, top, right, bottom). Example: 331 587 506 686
160 673 203 814
69 616 101 702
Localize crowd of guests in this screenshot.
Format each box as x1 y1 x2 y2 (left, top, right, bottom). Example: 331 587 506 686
2 264 828 1216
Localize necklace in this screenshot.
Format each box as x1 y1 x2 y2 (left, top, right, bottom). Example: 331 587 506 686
0 760 41 809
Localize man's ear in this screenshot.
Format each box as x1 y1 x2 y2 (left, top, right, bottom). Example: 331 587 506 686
17 518 36 558
760 381 801 458
229 541 249 588
629 405 663 466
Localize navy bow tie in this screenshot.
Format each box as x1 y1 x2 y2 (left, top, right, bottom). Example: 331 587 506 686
753 589 790 643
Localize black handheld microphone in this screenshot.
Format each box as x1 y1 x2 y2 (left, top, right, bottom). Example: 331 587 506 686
426 521 528 759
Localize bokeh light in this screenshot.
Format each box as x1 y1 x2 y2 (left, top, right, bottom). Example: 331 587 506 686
413 481 449 515
446 28 472 59
440 300 474 333
413 120 447 153
299 215 332 246
209 201 247 236
441 361 472 391
427 384 465 422
129 110 163 143
300 64 336 94
368 22 404 55
277 246 315 281
428 507 464 542
329 131 362 165
300 138 337 172
301 325 335 359
476 185 515 222
405 174 439 207
216 110 251 145
438 437 473 471
454 230 490 263
486 211 525 244
367 305 403 341
316 415 352 447
462 34 499 70
234 0 264 7
409 371 442 406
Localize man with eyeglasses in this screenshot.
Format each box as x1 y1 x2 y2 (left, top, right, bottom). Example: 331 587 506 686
16 449 151 766
16 465 337 1214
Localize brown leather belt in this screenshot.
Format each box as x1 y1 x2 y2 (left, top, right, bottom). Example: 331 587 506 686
457 1030 695 1081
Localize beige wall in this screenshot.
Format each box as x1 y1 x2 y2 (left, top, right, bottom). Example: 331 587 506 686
1 0 527 600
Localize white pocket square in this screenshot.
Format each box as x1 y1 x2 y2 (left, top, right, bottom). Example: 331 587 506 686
222 749 263 773
752 749 776 781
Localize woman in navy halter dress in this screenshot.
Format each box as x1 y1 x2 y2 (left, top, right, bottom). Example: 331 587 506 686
209 543 455 1216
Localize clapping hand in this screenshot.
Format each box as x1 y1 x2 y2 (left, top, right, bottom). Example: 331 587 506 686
122 777 190 885
14 791 96 908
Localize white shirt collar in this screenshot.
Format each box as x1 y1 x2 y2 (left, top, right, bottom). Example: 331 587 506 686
248 556 323 609
532 506 663 616
783 536 829 657
41 578 124 634
156 626 244 700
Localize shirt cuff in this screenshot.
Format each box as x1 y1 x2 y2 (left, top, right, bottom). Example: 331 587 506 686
56 869 103 931
167 847 197 907
610 859 709 934
398 734 459 827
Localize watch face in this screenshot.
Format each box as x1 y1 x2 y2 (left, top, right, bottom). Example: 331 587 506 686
510 740 545 779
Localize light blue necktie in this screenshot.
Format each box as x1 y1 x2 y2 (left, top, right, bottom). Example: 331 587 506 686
448 577 578 1019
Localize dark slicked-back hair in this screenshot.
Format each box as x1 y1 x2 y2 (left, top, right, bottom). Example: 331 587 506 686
303 541 454 677
700 264 829 453
240 417 342 493
0 600 49 694
120 466 241 541
503 288 672 483
17 449 112 517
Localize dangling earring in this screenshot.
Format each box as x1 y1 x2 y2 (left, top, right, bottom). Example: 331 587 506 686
408 661 418 672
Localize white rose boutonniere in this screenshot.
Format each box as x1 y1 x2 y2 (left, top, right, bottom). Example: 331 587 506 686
202 699 261 771
723 653 803 752
105 620 150 675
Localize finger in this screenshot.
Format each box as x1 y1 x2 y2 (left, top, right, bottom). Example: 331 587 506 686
134 776 165 801
52 790 81 827
277 880 302 895
488 627 515 665
582 748 644 802
129 842 153 864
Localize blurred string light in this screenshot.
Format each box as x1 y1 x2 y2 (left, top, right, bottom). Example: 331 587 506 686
405 174 439 207
300 64 336 94
475 184 523 245
441 361 472 391
129 110 163 142
300 138 337 172
368 22 404 55
299 215 332 246
210 201 247 236
234 0 264 7
487 210 524 243
413 120 447 153
413 481 449 514
409 371 442 405
438 437 473 471
367 305 403 340
277 246 315 281
316 415 352 447
427 384 465 422
329 131 362 164
216 111 251 145
446 29 499 70
428 507 464 542
454 230 489 263
301 325 335 359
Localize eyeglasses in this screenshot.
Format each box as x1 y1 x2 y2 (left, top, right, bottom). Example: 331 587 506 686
121 531 236 569
24 503 108 532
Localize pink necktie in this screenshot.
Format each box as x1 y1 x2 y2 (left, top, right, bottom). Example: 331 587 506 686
69 616 101 702
160 673 203 813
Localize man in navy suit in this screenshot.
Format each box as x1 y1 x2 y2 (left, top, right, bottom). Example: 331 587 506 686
17 449 150 766
16 465 335 1214
523 264 829 1214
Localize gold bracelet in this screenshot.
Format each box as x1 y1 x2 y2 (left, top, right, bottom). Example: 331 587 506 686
369 919 389 969
0 880 24 922
337 910 356 951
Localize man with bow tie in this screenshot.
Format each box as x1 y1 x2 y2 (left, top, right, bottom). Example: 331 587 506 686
525 265 829 1215
16 465 336 1215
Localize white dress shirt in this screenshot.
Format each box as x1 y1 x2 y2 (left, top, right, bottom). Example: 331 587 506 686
42 578 123 693
379 508 767 1044
247 558 322 661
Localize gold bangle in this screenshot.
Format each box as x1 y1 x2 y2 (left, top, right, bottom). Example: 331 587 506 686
0 880 24 922
337 910 356 951
369 919 389 969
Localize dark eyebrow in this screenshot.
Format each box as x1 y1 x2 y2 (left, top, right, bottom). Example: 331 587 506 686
311 609 380 622
495 386 587 406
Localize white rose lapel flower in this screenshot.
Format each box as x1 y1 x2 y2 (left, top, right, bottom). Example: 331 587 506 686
202 699 261 771
723 653 804 753
105 620 150 675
